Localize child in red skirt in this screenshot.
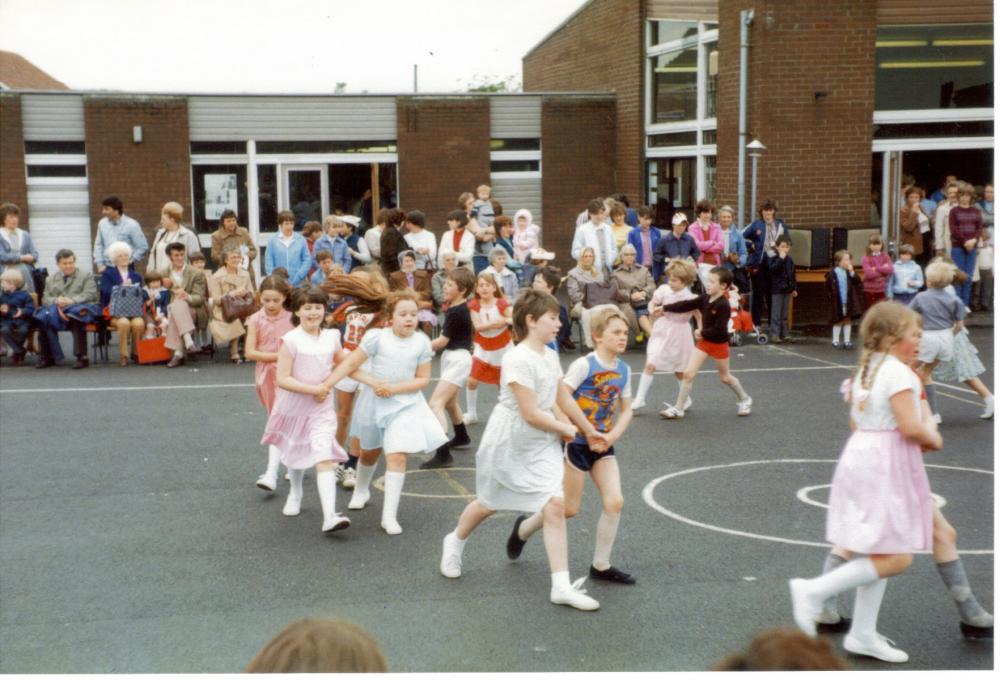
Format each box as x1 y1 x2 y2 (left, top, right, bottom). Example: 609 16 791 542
656 267 753 418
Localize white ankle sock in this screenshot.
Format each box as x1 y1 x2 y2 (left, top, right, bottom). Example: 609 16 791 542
592 511 621 571
382 471 405 527
807 557 880 602
265 445 281 477
465 388 478 418
728 377 749 401
450 531 467 548
635 373 654 404
848 578 888 639
843 325 852 343
675 381 693 410
551 571 570 589
518 511 544 540
355 462 377 492
316 469 337 520
832 325 842 343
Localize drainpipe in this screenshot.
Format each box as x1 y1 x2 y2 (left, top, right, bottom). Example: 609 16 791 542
737 9 755 229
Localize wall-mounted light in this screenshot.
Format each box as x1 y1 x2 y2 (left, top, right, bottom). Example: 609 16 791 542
814 91 828 100
132 125 143 144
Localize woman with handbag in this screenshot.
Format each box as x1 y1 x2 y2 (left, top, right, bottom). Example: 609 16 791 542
147 202 202 273
566 247 619 349
99 241 145 366
209 247 256 363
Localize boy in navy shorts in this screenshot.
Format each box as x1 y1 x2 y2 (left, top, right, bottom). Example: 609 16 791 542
506 306 636 584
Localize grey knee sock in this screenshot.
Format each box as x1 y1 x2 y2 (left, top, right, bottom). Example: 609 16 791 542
820 552 848 620
925 383 938 414
937 558 994 627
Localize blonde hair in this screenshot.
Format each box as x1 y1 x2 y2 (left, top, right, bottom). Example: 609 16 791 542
476 184 491 196
161 201 183 223
323 214 346 233
474 271 503 300
854 301 921 389
924 260 954 289
664 258 697 285
0 268 24 287
866 234 884 254
245 618 387 673
590 306 629 339
833 249 852 265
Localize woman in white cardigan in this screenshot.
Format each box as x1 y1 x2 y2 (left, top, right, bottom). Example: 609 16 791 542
148 201 202 272
437 209 476 269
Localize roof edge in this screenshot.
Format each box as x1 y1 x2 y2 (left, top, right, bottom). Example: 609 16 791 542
523 0 598 60
2 88 616 99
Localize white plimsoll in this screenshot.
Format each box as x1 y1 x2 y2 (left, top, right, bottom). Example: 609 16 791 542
283 469 305 517
789 579 821 637
981 395 994 420
844 633 909 663
630 398 646 411
255 472 277 492
462 412 480 425
550 577 600 611
440 532 463 578
659 404 684 419
341 466 357 488
381 471 405 535
257 445 281 491
738 397 753 416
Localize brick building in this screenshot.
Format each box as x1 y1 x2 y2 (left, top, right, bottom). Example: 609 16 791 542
524 0 993 322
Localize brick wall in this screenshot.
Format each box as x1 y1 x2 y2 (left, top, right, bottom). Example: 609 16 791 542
396 97 490 228
84 96 191 255
0 94 28 223
716 1 876 232
523 0 644 204
541 97 617 272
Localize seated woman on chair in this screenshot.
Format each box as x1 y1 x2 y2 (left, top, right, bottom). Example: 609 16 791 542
99 241 145 367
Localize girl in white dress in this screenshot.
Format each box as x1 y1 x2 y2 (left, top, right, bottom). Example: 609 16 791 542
439 290 610 611
321 289 448 535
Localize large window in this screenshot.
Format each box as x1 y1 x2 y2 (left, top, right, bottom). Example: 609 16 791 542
875 24 993 110
651 47 698 123
192 164 249 234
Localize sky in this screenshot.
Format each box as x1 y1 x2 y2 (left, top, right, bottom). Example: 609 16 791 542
1 0 590 94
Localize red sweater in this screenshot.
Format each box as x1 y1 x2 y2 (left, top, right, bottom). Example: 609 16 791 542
861 252 893 294
949 206 983 248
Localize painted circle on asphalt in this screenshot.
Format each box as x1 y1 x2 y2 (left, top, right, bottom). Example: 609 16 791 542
642 459 992 555
796 484 947 510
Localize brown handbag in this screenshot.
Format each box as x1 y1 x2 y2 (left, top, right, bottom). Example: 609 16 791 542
220 290 258 322
583 280 619 309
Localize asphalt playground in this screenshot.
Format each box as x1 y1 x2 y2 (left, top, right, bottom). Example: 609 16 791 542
0 327 994 672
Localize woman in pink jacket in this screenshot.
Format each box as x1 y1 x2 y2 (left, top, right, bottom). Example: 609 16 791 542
861 234 894 310
688 199 725 285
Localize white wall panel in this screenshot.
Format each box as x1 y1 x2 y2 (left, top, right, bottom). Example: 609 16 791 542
490 175 543 230
489 97 541 138
21 94 85 141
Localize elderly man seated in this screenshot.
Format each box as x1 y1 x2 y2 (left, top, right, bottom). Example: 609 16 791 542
35 249 100 369
160 242 208 368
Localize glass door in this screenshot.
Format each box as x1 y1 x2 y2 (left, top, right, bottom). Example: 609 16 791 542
278 164 329 232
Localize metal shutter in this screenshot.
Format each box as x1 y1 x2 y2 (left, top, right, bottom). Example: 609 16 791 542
187 96 398 141
489 96 542 139
26 178 93 274
490 175 543 230
20 94 85 141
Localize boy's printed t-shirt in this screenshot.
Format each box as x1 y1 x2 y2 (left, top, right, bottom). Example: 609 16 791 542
564 352 631 445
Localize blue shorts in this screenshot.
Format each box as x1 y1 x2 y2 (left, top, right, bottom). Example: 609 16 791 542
633 304 649 318
565 441 616 472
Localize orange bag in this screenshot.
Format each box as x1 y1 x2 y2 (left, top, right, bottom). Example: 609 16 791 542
137 336 172 364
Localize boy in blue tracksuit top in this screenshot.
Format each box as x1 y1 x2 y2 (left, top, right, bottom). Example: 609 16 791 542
0 268 35 365
888 244 924 306
505 306 637 586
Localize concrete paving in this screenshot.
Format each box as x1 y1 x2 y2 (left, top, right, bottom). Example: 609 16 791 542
0 329 993 672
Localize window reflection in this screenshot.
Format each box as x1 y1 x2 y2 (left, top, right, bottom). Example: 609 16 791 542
651 46 698 122
651 20 698 46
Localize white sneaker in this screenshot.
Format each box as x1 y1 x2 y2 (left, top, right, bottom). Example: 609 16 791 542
255 472 277 492
844 633 909 663
684 396 693 411
462 412 479 425
980 395 995 420
381 519 403 535
440 532 463 578
347 487 370 510
322 513 351 533
816 608 843 625
630 398 646 411
550 577 600 611
738 397 753 416
341 466 357 489
933 412 942 424
282 491 302 517
788 579 820 637
659 404 684 419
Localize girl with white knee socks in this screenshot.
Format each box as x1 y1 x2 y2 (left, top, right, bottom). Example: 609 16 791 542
789 302 943 663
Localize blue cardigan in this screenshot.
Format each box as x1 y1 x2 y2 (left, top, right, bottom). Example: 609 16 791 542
627 227 664 282
265 233 312 285
742 219 788 269
99 267 144 307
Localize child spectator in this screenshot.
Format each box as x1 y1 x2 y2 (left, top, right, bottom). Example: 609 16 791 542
657 267 753 419
465 191 496 275
508 306 637 586
689 199 725 283
301 220 323 270
310 250 340 286
245 618 387 673
825 250 863 349
767 235 797 343
627 206 663 283
463 272 513 425
482 246 519 301
531 265 574 352
910 260 965 423
888 244 923 306
632 259 700 411
313 216 353 273
187 251 212 350
143 271 171 338
861 235 893 310
471 184 495 230
0 269 34 366
970 214 993 312
512 209 540 264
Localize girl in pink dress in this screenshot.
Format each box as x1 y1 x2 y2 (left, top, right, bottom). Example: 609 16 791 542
789 302 943 663
631 259 700 411
244 276 295 492
261 287 368 533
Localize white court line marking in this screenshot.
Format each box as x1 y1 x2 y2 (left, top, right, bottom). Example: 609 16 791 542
0 363 847 394
796 484 946 510
642 459 993 555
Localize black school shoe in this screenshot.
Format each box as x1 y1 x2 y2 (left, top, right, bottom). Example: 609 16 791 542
589 565 636 585
960 621 994 640
506 515 528 559
816 618 852 634
419 445 454 470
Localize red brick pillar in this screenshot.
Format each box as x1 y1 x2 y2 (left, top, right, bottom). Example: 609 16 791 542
84 96 192 251
396 97 490 228
541 96 617 272
0 94 28 223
